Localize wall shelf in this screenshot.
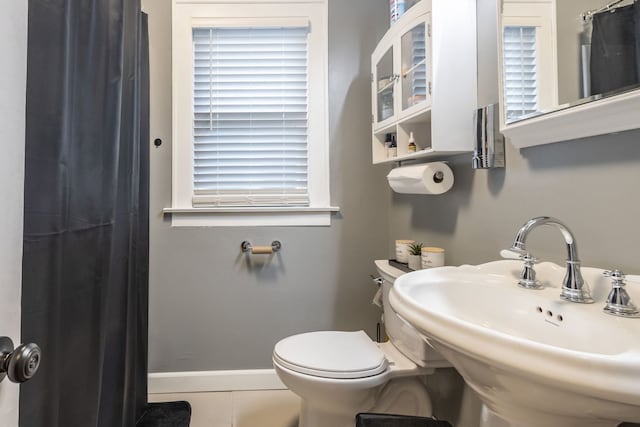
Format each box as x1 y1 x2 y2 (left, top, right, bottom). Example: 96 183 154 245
371 0 477 165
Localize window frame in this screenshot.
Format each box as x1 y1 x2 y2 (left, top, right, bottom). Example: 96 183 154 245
169 0 335 227
501 1 558 120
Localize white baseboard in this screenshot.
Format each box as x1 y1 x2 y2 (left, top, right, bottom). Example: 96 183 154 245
148 369 287 394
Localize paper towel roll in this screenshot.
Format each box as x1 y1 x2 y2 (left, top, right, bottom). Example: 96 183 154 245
386 162 454 195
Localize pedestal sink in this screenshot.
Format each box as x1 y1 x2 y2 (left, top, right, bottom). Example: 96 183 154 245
389 260 640 427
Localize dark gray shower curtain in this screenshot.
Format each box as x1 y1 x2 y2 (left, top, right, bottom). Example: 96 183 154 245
21 0 149 426
636 1 640 81
590 2 640 94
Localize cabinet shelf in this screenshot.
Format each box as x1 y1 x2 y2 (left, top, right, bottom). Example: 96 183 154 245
373 106 431 136
373 147 469 165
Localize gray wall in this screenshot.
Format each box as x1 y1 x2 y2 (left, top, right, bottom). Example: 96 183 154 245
146 0 640 374
0 1 27 421
387 129 640 274
389 0 640 275
556 0 602 103
145 0 391 372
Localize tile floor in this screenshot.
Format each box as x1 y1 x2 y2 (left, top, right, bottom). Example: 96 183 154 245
150 391 640 427
148 390 300 427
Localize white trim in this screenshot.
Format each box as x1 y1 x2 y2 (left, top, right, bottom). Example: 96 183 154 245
171 0 331 226
503 89 640 148
176 0 324 3
191 17 310 27
163 206 340 214
164 205 339 227
0 1 28 423
148 369 287 394
501 1 558 122
167 209 335 227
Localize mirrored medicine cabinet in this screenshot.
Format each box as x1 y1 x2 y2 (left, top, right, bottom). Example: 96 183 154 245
498 0 640 148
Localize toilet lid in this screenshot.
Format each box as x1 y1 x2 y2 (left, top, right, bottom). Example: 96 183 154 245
273 331 388 379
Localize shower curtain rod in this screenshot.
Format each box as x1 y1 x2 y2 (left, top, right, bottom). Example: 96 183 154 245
580 0 630 23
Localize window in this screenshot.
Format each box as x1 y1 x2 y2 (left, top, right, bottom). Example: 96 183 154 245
501 1 558 123
503 26 538 121
171 1 333 226
192 26 310 207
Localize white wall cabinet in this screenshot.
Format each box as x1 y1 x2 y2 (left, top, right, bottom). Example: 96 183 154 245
371 0 477 164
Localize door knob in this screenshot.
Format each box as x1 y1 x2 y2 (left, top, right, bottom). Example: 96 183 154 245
0 337 41 383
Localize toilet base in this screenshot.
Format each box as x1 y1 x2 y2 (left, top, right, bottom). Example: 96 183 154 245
371 377 433 417
296 377 433 427
298 401 356 427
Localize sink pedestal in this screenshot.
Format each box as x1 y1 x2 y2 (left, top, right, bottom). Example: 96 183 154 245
479 406 620 427
479 403 619 427
436 343 625 427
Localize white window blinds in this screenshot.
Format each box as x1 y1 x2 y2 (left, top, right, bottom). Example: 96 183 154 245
503 26 538 122
192 26 310 207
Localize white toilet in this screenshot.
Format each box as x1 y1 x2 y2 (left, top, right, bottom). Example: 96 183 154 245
273 260 451 427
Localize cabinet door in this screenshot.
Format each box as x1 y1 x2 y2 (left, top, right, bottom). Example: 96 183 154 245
373 46 396 127
399 13 431 118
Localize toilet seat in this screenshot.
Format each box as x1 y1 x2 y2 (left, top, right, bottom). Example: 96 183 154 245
273 331 388 379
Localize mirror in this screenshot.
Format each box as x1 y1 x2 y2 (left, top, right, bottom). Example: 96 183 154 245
501 0 640 124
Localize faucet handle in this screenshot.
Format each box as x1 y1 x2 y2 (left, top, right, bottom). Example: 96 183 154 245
603 270 640 285
602 269 640 286
500 249 521 259
500 249 536 261
518 253 543 290
602 270 640 318
501 249 543 289
500 249 539 263
603 269 625 282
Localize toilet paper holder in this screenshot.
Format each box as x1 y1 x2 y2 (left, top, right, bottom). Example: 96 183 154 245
241 240 282 255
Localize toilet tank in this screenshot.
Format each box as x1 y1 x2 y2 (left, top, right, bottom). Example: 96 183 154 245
374 260 450 368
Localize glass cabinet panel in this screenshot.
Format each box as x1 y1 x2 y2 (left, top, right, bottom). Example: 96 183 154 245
401 22 428 111
376 47 395 122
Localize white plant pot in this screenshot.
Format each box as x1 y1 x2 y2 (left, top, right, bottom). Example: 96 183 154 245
408 255 422 270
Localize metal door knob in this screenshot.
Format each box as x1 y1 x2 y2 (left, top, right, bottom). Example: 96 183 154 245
0 337 41 383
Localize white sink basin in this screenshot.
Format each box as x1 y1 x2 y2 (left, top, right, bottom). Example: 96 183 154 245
389 260 640 427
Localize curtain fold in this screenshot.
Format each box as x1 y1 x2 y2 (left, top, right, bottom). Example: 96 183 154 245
635 0 640 81
20 0 149 425
590 3 639 95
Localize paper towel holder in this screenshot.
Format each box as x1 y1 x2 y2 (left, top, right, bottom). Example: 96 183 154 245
386 162 454 195
472 103 505 169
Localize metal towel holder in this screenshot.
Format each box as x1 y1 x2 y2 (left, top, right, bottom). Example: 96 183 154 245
241 240 282 255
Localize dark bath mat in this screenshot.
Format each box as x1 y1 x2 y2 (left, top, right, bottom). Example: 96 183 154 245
137 401 191 427
356 413 452 427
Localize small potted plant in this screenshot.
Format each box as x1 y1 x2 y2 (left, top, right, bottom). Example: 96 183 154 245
407 243 423 270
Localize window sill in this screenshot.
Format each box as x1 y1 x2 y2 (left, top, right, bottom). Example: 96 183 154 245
162 206 340 227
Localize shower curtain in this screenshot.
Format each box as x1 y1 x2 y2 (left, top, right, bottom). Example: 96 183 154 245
636 1 640 81
590 2 640 95
21 0 149 426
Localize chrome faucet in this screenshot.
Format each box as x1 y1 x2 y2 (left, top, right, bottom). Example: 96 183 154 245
510 216 594 304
